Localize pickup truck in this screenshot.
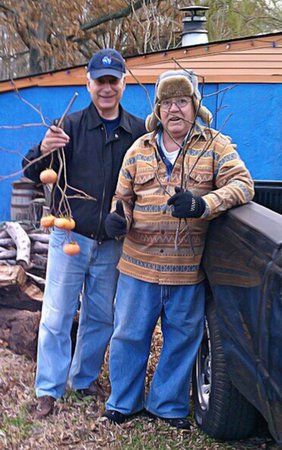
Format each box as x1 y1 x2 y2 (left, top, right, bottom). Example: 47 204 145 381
192 183 282 446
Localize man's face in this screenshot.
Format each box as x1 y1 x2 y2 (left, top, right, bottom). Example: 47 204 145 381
87 75 126 119
159 96 195 140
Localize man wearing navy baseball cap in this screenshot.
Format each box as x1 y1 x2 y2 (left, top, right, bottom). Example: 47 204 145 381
85 48 128 121
87 48 126 80
23 48 146 419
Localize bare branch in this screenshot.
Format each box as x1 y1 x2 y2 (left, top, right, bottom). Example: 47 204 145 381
58 92 79 128
79 0 159 32
0 123 49 130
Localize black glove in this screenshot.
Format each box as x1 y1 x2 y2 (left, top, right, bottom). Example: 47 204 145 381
167 187 206 218
104 200 127 238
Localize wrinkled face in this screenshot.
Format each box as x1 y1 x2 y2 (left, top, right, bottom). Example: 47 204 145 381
87 75 126 119
159 96 195 141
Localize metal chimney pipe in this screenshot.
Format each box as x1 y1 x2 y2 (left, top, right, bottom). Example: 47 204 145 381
180 6 209 47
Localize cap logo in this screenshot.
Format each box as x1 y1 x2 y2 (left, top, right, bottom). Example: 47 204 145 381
102 56 112 66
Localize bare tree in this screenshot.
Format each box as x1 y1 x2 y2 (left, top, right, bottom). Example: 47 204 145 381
0 0 191 78
205 0 282 41
0 0 281 79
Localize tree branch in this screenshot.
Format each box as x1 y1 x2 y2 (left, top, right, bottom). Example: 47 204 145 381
79 0 159 32
0 2 18 17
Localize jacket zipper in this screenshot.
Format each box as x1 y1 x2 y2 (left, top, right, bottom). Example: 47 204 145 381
96 181 106 242
95 126 107 242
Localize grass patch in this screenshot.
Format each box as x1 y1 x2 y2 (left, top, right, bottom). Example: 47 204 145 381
1 406 34 443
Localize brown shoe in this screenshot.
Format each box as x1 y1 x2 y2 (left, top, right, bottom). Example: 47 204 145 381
77 380 106 401
34 395 55 420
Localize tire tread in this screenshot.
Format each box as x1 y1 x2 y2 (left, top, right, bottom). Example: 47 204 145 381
192 299 258 440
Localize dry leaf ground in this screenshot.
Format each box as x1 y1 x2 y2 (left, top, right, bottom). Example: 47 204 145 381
0 328 279 450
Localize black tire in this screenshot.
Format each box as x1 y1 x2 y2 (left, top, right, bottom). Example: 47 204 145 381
192 298 259 440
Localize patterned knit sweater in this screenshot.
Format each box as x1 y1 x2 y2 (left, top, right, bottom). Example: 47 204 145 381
112 124 254 285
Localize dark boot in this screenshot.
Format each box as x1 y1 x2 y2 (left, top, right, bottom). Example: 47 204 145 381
163 417 192 430
102 409 128 424
144 410 192 430
77 380 106 401
34 395 55 420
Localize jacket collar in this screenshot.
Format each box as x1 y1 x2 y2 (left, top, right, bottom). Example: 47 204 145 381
87 102 132 134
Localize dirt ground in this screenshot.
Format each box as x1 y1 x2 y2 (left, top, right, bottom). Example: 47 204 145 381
0 329 280 450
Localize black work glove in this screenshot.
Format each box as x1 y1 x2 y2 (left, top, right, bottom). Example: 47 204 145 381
167 187 206 218
104 200 127 238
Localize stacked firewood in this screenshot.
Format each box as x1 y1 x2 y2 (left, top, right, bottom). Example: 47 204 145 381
0 221 49 280
0 221 49 360
0 221 78 360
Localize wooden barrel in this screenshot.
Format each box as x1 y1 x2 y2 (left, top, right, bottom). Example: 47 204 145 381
11 178 35 221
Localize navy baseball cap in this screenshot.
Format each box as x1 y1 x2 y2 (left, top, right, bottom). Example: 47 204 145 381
87 48 126 80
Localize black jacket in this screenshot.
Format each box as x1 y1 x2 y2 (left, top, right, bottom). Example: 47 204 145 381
22 102 146 240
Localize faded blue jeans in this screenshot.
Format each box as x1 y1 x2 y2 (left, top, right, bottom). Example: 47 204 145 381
35 228 122 399
106 273 205 418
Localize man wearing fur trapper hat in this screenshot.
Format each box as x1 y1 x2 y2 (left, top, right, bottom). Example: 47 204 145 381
102 69 254 429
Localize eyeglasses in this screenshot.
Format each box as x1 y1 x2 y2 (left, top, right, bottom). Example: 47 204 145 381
159 98 192 110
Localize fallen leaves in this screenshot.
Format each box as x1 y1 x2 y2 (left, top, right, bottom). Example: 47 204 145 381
0 331 279 450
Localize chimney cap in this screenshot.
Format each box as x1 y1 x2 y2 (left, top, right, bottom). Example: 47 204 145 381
179 6 209 15
179 6 209 47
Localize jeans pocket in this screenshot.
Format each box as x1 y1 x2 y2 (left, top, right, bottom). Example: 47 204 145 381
50 227 67 247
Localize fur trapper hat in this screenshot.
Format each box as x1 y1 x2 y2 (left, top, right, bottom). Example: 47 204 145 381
145 69 212 132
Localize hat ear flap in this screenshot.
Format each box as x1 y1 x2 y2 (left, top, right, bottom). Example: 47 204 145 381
198 106 213 126
145 112 157 132
145 102 160 132
193 97 213 125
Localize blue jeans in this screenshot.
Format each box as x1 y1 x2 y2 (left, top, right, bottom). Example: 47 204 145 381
35 228 122 399
106 274 205 418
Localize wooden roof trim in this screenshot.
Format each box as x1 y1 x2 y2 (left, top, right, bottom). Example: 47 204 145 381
0 69 87 93
125 34 282 67
0 32 281 93
36 74 282 85
126 75 282 84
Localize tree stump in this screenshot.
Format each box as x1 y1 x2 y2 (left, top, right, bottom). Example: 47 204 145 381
0 309 41 360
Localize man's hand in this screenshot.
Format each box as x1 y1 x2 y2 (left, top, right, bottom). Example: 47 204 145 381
40 125 70 155
167 187 206 218
104 200 127 238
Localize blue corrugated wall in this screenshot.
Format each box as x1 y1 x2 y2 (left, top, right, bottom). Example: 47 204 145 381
0 82 281 220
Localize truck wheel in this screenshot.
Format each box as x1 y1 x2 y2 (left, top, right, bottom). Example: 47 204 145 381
192 298 259 440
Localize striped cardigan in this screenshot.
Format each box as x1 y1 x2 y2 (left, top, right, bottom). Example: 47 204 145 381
112 124 254 285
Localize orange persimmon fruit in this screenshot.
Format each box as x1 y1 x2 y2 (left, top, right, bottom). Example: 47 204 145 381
40 214 55 228
63 242 80 255
40 168 58 184
54 217 75 230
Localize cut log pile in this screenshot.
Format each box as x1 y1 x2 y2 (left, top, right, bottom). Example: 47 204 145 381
0 221 48 360
0 221 49 278
0 221 79 361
